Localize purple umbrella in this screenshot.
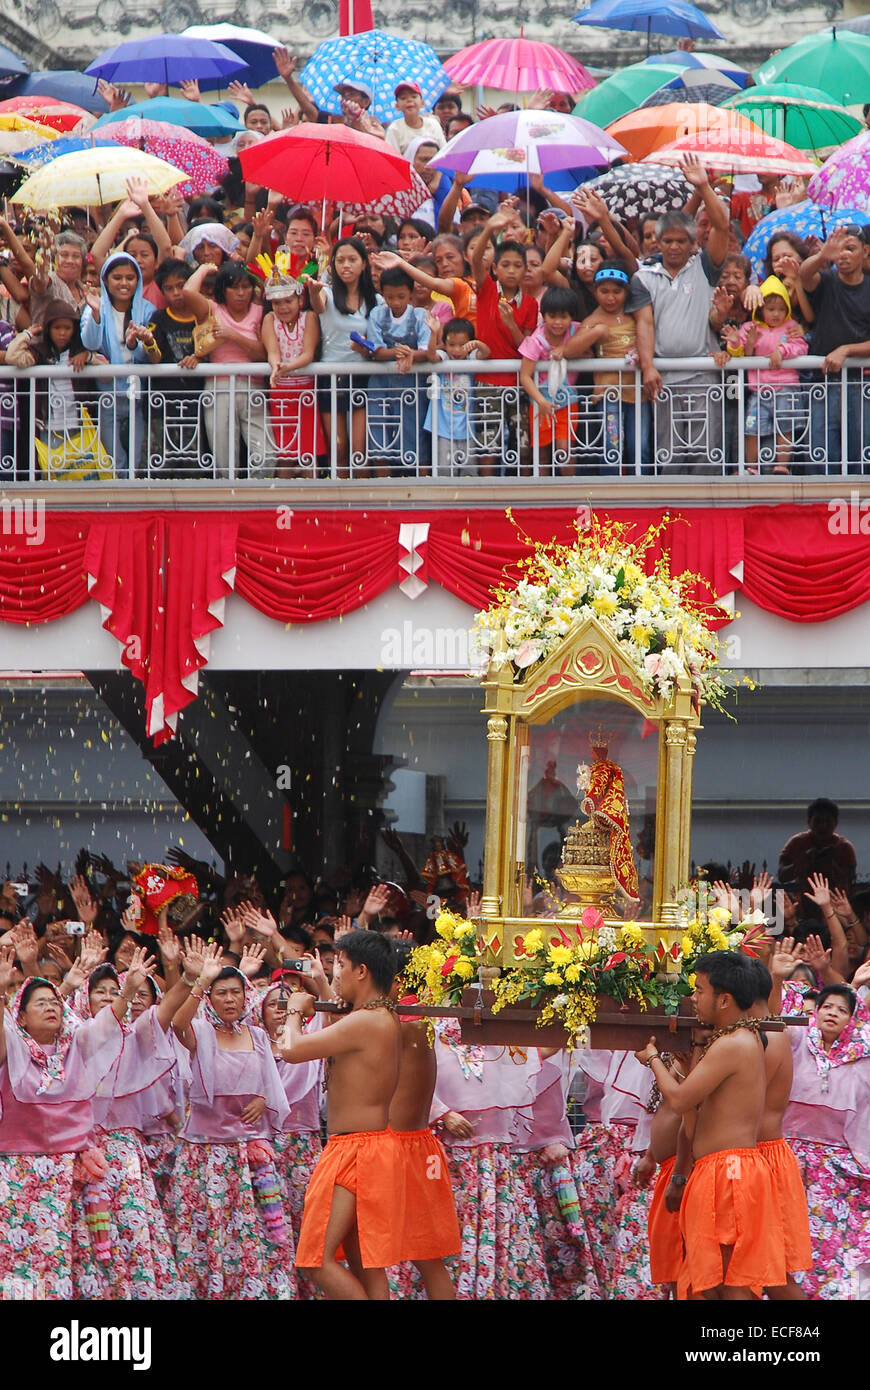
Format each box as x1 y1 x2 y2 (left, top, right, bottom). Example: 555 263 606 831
429 109 626 181
808 130 870 214
85 34 248 89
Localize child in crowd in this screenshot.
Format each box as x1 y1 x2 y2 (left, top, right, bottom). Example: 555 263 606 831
722 275 808 474
80 250 158 474
148 259 204 476
367 265 432 474
374 243 476 327
519 286 604 475
7 302 107 478
710 253 753 471
261 268 325 477
471 210 539 475
409 255 454 328
385 82 445 155
581 263 651 475
423 316 490 476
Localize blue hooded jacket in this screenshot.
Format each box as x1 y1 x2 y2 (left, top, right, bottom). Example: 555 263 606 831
81 251 154 364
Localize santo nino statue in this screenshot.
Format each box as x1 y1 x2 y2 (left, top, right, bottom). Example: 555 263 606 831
566 727 640 907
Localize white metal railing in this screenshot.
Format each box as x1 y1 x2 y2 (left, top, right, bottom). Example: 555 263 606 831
2 356 870 482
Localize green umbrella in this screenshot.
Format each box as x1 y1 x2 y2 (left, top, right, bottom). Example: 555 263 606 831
723 82 863 151
573 61 691 127
756 29 870 105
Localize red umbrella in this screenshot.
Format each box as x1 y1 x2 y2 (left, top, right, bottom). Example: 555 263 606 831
648 127 818 175
238 121 413 203
445 33 595 94
0 94 91 132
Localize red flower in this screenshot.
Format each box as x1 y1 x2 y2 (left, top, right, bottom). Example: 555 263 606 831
441 955 458 977
580 906 604 933
602 952 626 971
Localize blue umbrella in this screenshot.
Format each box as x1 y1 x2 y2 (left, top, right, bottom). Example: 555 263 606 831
85 34 248 89
298 30 450 125
647 50 751 86
181 24 281 90
5 71 108 114
742 200 870 278
9 134 118 169
92 97 243 137
0 43 28 79
573 0 724 53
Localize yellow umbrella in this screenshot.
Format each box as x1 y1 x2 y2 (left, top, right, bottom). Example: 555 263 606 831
12 145 186 206
0 113 59 155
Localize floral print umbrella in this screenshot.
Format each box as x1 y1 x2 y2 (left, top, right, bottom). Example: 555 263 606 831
101 117 229 197
808 130 870 214
579 162 691 219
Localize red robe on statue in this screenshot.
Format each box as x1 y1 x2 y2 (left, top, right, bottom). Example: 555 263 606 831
581 758 640 903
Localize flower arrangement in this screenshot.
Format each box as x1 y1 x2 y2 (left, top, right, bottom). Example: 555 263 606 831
401 907 481 1006
476 512 731 713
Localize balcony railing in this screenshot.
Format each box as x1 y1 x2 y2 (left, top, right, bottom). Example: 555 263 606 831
3 356 870 482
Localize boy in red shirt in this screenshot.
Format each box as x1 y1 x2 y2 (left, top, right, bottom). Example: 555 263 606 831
471 209 539 475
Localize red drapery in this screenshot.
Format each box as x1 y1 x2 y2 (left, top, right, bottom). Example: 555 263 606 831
0 504 863 741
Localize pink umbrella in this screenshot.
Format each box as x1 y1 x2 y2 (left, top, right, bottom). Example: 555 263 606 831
444 32 595 94
102 116 229 196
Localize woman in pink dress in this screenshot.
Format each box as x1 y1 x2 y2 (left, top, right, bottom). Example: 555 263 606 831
262 276 326 475
783 979 870 1299
166 945 295 1300
431 1019 550 1300
72 945 201 1299
0 940 137 1300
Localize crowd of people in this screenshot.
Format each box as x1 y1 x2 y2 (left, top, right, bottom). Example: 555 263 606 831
0 797 869 1301
1 57 869 479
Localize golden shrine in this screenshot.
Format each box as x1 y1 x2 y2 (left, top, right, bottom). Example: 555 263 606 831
478 611 702 968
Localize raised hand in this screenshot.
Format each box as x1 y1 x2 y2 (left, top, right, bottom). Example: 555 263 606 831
69 874 98 925
749 870 774 912
78 930 107 975
678 153 709 189
273 46 296 81
239 941 267 978
802 934 832 975
804 873 831 911
334 915 354 940
227 80 254 107
359 882 391 925
157 922 181 970
822 226 849 263
143 82 168 100
251 207 274 239
851 959 870 990
123 945 157 996
770 935 803 979
242 904 279 940
280 107 298 130
574 186 608 222
97 79 131 112
195 941 224 988
10 922 39 973
0 941 17 995
831 887 855 921
124 177 151 211
45 942 74 974
220 906 246 948
370 250 402 272
179 79 201 103
465 889 482 918
180 933 208 980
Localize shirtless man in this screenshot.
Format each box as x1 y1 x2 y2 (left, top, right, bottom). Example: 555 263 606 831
640 1047 692 1295
750 955 811 1300
635 950 786 1299
387 942 460 1299
281 929 402 1300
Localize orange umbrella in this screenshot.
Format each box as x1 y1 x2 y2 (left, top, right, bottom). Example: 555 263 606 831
606 101 759 160
647 127 818 176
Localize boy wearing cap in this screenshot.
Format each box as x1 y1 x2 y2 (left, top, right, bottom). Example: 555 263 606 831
334 82 385 138
385 82 445 155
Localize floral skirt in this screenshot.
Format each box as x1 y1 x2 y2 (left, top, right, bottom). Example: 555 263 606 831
141 1131 180 1213
608 1169 666 1301
0 1150 105 1300
520 1152 602 1301
166 1139 296 1300
790 1139 870 1300
99 1127 186 1300
571 1121 656 1300
273 1131 323 1300
445 1142 550 1300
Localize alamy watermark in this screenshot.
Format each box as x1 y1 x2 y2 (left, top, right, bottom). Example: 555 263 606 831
0 496 44 546
380 621 488 670
828 491 870 535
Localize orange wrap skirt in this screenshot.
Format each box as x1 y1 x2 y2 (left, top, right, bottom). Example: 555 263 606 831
647 1155 684 1285
758 1138 812 1274
678 1147 786 1299
296 1128 406 1270
390 1128 461 1261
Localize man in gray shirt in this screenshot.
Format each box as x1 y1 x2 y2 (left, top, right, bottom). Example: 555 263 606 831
636 154 728 470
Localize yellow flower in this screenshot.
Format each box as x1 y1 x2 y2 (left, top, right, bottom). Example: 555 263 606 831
523 928 545 955
592 593 619 617
577 939 599 961
543 970 563 988
681 935 694 958
708 906 732 930
453 923 476 939
688 973 696 989
453 957 475 980
620 924 645 947
630 624 652 647
434 912 455 941
564 963 582 983
547 944 573 967
709 927 729 949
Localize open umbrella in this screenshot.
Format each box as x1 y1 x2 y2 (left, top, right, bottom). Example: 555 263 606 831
97 118 229 198
580 161 691 219
648 128 819 177
573 60 704 126
92 98 243 138
723 83 862 152
85 34 248 89
808 130 870 214
11 146 187 207
606 102 759 160
6 71 109 115
0 43 28 80
756 30 870 105
181 24 282 89
297 30 450 125
10 135 117 169
238 122 413 203
444 33 594 94
0 96 91 134
430 109 626 182
639 69 741 108
742 200 870 277
573 0 723 53
339 168 433 222
647 50 751 86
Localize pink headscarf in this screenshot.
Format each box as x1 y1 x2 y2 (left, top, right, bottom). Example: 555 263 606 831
806 991 870 1078
202 967 259 1034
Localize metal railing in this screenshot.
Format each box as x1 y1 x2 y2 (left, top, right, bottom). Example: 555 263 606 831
2 356 870 482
